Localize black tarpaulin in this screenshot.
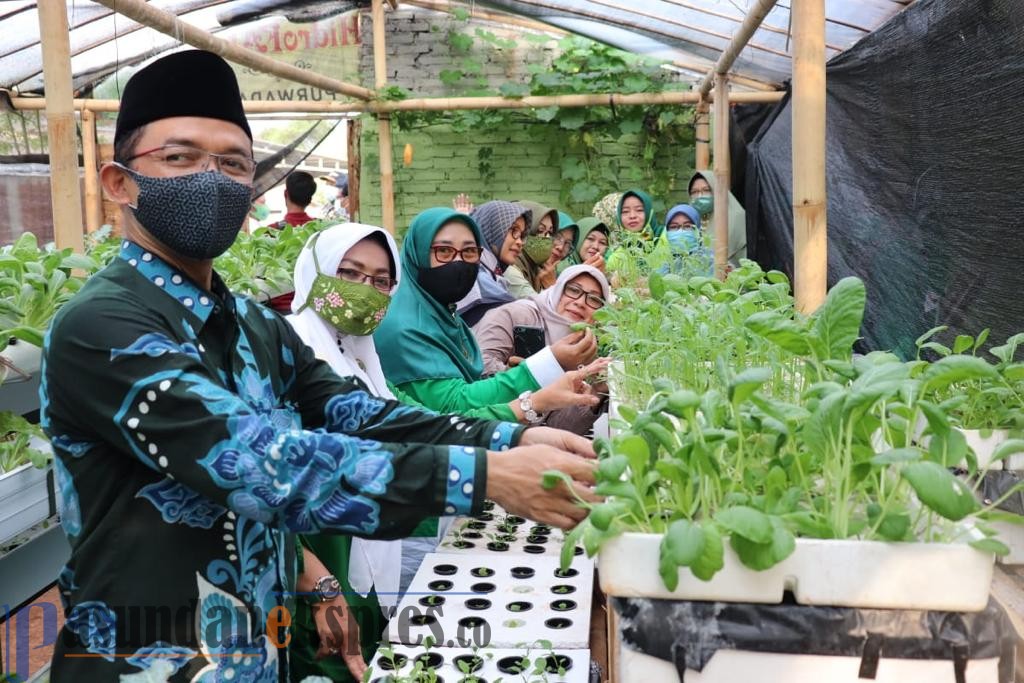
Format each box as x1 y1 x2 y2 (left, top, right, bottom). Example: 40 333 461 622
743 0 1024 358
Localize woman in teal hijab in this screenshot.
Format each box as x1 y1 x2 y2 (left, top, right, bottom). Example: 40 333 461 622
559 217 608 273
607 188 665 272
374 207 599 418
551 211 580 271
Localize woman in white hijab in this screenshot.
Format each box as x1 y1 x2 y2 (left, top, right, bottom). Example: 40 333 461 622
474 264 612 435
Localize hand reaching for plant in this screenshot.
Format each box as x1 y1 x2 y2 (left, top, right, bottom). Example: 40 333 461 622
528 357 611 416
312 594 367 679
551 329 599 370
486 445 599 529
452 193 475 214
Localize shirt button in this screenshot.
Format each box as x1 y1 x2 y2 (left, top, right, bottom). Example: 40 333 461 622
214 305 222 315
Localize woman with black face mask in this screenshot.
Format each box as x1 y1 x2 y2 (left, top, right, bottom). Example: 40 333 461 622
374 207 606 423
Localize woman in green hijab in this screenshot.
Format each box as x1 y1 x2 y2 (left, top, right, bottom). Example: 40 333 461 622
689 170 747 264
550 211 580 270
373 207 601 418
505 200 558 298
559 217 608 274
606 188 665 272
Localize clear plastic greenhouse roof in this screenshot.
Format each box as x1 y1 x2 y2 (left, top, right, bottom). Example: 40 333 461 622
1 0 914 93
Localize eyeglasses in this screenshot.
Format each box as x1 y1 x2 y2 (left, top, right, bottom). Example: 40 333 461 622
552 237 571 249
563 283 604 309
507 228 526 242
336 267 396 293
667 221 695 231
128 144 257 180
430 245 484 264
690 190 712 198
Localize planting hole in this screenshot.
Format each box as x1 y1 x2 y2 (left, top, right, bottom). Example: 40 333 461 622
523 545 545 554
497 656 530 674
409 613 437 626
529 525 551 535
505 515 526 525
554 568 578 578
475 513 494 522
470 567 495 577
427 580 454 592
483 500 495 511
377 653 408 670
414 652 445 668
452 540 476 549
454 654 484 673
486 541 509 552
511 566 535 579
574 546 584 556
503 618 525 628
419 595 446 607
466 521 486 530
470 582 496 593
551 585 575 595
465 598 492 610
543 654 573 674
545 617 573 629
433 564 458 576
525 535 548 544
506 601 533 612
461 532 483 540
496 534 517 543
551 599 577 612
458 616 488 629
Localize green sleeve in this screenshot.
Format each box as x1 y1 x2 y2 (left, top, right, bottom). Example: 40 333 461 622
396 364 539 415
389 380 518 422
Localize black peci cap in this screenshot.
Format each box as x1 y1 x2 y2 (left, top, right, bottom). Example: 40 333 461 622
114 50 252 145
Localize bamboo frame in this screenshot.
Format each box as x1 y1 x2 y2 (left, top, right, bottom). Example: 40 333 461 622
694 99 710 170
37 0 84 253
347 118 362 221
372 0 396 235
792 0 828 313
698 0 780 98
8 90 784 116
80 108 103 233
90 0 374 101
713 75 730 281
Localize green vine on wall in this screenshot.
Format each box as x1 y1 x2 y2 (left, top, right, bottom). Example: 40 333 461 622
380 21 695 212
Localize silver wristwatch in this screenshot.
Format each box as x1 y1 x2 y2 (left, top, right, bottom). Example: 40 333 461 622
309 574 342 603
518 390 542 425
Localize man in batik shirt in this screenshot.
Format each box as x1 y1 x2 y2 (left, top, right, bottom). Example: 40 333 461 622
40 50 596 682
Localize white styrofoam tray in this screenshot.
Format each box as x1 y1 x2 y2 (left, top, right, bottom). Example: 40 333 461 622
368 644 591 683
387 552 594 649
0 460 52 546
598 531 994 611
961 429 1024 470
617 645 1000 683
436 502 581 560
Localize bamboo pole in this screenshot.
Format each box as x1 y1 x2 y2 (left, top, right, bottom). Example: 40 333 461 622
372 0 396 235
37 0 84 253
792 0 827 313
90 0 374 101
347 118 362 221
695 99 710 170
81 108 103 233
713 76 730 281
698 0 780 99
9 90 784 115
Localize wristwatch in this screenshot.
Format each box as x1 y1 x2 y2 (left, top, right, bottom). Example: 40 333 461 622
518 391 542 425
309 574 342 603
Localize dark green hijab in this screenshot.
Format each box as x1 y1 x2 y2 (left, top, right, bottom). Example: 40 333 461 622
373 207 485 384
615 189 662 242
559 217 607 272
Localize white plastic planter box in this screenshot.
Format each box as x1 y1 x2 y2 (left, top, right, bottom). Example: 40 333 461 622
388 552 594 650
0 462 52 546
368 644 591 683
616 645 1001 683
961 428 1024 470
598 531 994 612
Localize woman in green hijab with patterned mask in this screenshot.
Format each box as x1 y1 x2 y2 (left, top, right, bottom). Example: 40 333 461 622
505 199 558 298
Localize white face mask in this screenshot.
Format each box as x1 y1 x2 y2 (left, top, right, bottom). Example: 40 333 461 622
323 187 339 202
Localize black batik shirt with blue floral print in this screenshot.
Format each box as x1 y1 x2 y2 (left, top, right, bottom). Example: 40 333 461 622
40 240 523 682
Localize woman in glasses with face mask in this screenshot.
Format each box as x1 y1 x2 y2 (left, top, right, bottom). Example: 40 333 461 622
474 264 612 435
688 170 747 265
503 200 560 298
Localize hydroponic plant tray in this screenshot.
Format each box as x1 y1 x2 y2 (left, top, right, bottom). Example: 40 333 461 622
0 462 52 546
388 552 594 649
598 532 994 611
368 643 592 683
436 502 584 560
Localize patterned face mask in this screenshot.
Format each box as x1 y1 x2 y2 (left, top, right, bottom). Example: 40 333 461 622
298 232 392 336
523 235 554 265
691 195 714 215
117 165 252 259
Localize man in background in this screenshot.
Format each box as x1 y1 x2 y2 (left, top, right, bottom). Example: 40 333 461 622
272 170 317 228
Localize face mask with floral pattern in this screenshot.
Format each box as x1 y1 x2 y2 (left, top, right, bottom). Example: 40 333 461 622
298 234 392 336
